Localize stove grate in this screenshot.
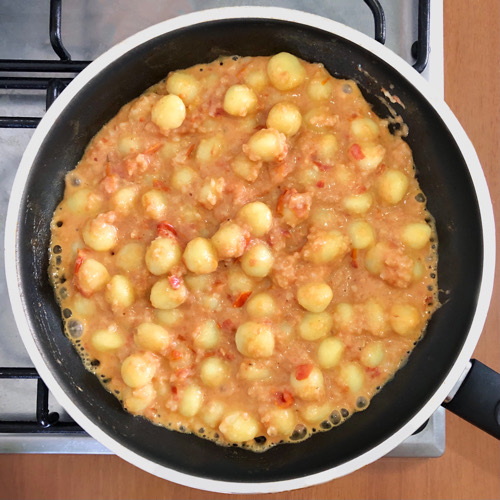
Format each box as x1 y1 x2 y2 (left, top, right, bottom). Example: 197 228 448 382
0 368 83 433
0 0 431 436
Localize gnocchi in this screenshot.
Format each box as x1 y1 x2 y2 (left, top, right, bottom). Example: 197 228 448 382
121 353 157 388
193 319 221 350
91 326 125 352
235 321 275 358
297 282 333 313
237 202 273 237
378 169 409 204
166 71 201 104
211 222 247 260
151 94 186 131
134 322 171 353
105 274 135 309
267 52 306 91
145 237 181 276
183 237 218 275
76 258 110 296
245 292 276 318
82 214 118 252
150 277 188 310
223 84 258 117
244 127 287 162
240 241 274 278
266 102 302 136
299 312 333 341
290 365 325 401
179 385 204 417
219 411 260 443
200 357 230 388
317 337 345 369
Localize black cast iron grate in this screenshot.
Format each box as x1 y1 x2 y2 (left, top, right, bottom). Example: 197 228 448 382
0 0 431 434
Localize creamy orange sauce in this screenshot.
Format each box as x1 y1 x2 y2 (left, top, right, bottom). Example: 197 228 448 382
49 54 438 451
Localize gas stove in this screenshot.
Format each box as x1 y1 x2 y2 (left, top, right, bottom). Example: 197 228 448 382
0 0 445 457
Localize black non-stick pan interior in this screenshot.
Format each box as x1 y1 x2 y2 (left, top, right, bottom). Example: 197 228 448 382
16 18 482 482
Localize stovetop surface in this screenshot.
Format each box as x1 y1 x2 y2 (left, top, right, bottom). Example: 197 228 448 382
0 0 445 456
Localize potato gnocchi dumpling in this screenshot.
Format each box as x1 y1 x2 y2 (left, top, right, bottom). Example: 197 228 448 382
121 353 158 389
76 258 110 297
50 54 437 452
240 241 274 278
299 311 333 341
244 127 287 162
105 274 135 309
237 201 273 237
223 84 258 117
266 101 302 136
82 214 118 252
91 326 125 352
262 408 297 437
267 52 306 91
151 94 186 131
235 321 275 358
183 237 218 275
66 188 102 215
290 365 325 401
200 357 230 388
150 277 188 310
317 337 345 369
166 71 201 104
112 186 138 215
219 411 261 443
303 229 350 264
134 322 171 353
145 236 181 276
142 189 168 220
179 384 204 417
211 222 247 260
246 292 276 318
193 319 221 350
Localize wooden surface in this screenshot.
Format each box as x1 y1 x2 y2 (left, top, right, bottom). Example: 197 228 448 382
1 1 499 498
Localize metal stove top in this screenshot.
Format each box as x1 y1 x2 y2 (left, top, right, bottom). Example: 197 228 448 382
0 0 445 457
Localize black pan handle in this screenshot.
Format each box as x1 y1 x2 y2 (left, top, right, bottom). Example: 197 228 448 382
442 359 500 439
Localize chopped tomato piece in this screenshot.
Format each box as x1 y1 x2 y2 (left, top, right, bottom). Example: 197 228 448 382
217 348 236 361
153 179 170 192
221 319 237 333
170 349 183 361
349 143 365 160
102 174 118 194
144 142 162 155
74 249 88 274
168 275 182 290
157 221 177 237
295 363 314 381
175 367 192 379
312 157 331 171
276 188 312 219
351 248 359 269
274 389 295 408
367 367 381 378
232 291 252 308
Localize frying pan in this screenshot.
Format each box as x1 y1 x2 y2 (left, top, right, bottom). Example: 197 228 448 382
5 7 499 494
